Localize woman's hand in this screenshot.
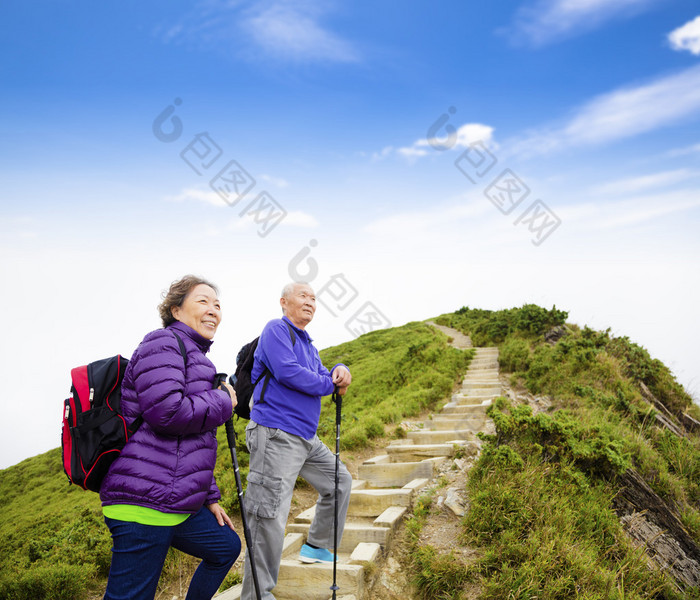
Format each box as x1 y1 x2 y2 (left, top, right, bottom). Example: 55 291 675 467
219 381 238 409
207 502 235 530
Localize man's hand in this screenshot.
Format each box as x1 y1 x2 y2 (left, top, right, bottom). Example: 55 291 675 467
332 365 352 395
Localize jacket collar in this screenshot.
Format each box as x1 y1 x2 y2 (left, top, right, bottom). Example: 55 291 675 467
168 321 214 353
282 315 312 342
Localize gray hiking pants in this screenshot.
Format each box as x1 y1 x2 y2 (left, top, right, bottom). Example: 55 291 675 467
240 421 352 600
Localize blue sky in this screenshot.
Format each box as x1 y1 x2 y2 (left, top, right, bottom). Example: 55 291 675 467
1 0 699 469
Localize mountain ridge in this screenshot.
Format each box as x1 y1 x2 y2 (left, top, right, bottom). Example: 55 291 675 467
1 306 698 599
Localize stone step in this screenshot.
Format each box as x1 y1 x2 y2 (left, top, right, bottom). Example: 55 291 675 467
407 429 476 445
217 337 499 600
357 457 444 488
276 557 365 600
456 393 500 402
457 389 501 398
468 359 498 367
388 441 479 461
282 532 306 558
213 538 373 600
463 372 499 380
451 393 495 403
385 441 463 461
461 381 501 391
288 505 405 553
424 416 486 431
441 400 492 414
348 542 381 566
473 348 498 355
349 488 413 516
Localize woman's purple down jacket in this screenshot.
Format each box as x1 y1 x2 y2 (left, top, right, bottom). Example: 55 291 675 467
100 321 233 514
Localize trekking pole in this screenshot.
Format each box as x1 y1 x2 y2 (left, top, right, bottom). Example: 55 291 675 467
330 386 342 600
216 374 262 600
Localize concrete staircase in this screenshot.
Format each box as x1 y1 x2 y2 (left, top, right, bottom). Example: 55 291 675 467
216 341 499 600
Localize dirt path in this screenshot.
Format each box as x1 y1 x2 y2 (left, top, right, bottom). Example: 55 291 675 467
426 320 472 349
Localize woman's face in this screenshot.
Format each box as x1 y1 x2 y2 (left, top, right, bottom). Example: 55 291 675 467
171 284 221 340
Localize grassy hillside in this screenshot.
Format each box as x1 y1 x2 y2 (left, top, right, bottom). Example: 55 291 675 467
410 305 700 600
4 308 698 600
0 321 468 600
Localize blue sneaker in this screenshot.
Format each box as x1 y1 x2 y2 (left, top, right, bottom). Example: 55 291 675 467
299 543 335 564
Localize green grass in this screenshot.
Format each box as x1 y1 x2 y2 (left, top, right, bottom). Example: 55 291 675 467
4 307 698 599
317 321 472 449
0 320 469 599
432 305 700 600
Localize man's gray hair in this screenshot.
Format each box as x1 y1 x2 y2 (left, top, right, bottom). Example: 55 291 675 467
281 281 311 299
281 282 297 299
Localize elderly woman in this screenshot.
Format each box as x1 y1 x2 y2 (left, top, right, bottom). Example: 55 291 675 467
100 275 241 600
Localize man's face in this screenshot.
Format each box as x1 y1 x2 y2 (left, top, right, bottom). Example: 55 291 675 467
281 284 316 329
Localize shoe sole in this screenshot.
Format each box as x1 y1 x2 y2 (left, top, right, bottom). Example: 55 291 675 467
299 556 333 564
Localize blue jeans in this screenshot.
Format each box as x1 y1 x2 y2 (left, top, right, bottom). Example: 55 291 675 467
104 506 241 600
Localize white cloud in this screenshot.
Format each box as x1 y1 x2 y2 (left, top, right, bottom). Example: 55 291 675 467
371 146 394 161
666 143 700 158
259 174 290 188
363 198 491 236
281 210 319 227
556 188 700 230
591 169 698 195
397 146 429 160
510 0 659 45
668 15 700 56
387 123 495 162
244 2 359 63
167 188 228 207
157 1 359 64
510 64 700 154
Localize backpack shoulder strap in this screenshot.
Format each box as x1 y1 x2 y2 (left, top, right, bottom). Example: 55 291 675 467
257 319 297 404
283 319 297 347
130 330 187 435
172 331 187 367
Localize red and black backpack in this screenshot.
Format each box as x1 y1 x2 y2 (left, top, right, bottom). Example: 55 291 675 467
61 333 186 492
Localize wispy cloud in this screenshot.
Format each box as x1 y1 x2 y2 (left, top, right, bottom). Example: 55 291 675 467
668 15 700 56
510 64 700 155
244 2 359 63
591 169 698 195
508 0 660 46
560 189 700 230
363 198 491 236
666 143 700 158
167 188 227 207
375 123 495 162
259 174 290 188
166 187 319 227
156 0 359 64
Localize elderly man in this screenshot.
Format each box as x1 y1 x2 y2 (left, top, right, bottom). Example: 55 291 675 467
241 282 353 600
